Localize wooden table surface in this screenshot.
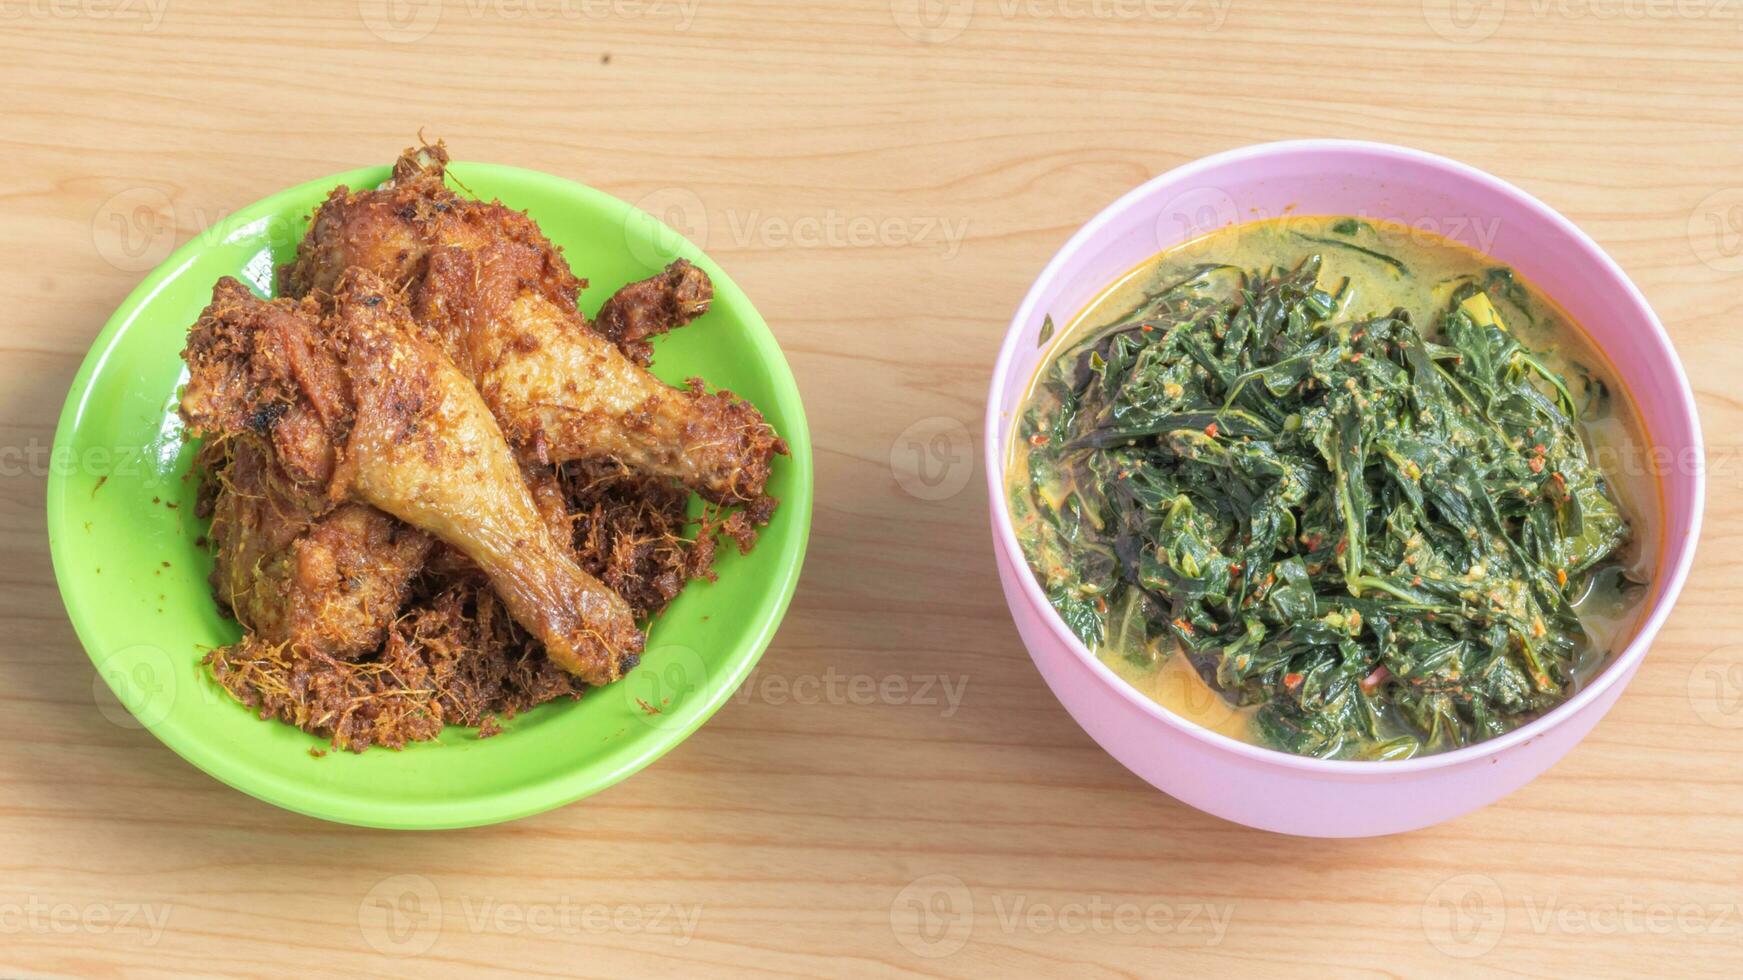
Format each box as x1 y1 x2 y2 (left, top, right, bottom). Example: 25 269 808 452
4 1 1741 976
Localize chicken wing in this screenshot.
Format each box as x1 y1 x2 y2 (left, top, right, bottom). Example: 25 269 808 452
284 143 784 507
181 273 644 685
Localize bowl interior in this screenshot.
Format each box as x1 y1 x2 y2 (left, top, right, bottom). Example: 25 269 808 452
988 140 1701 765
49 163 812 829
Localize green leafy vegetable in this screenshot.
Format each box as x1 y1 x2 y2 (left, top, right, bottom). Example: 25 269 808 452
1014 253 1632 759
1293 232 1411 277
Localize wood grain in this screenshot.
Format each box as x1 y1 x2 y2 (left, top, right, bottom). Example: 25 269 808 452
3 1 1741 976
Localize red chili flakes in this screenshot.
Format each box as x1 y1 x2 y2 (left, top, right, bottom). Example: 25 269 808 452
1284 672 1304 690
1030 433 1049 447
1204 422 1219 438
1172 618 1195 636
1528 456 1545 474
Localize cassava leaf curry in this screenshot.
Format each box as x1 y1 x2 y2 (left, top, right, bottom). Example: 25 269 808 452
1009 217 1655 760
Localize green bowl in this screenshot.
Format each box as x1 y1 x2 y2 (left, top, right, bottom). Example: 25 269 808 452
47 162 812 829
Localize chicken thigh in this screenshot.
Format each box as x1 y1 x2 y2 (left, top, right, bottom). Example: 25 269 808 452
198 434 432 660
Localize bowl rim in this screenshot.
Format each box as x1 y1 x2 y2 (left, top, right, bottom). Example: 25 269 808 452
48 160 814 828
984 138 1704 775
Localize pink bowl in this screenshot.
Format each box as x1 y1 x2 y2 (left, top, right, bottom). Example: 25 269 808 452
986 140 1703 836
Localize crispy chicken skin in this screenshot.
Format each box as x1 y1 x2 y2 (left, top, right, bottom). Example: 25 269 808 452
181 273 644 685
285 143 783 507
287 145 577 305
200 436 432 659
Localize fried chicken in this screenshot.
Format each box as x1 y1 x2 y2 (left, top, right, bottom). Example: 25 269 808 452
197 434 432 660
180 278 350 488
285 143 784 507
183 139 788 749
180 273 644 686
183 278 428 659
